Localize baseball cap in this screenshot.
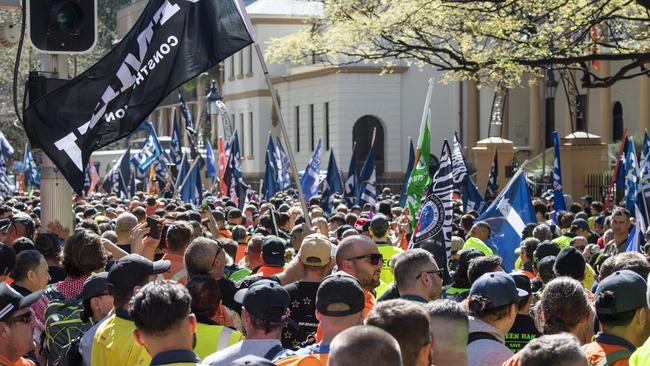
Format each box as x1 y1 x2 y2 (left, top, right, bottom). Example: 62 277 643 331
228 208 242 218
0 283 42 322
261 236 285 267
369 215 389 235
212 210 225 221
316 272 365 317
230 355 275 366
554 247 585 280
231 225 248 242
470 272 528 309
534 241 561 262
595 270 648 315
354 218 370 233
82 272 109 302
234 280 290 322
580 195 593 203
299 234 332 266
571 218 591 233
107 254 171 294
510 272 532 295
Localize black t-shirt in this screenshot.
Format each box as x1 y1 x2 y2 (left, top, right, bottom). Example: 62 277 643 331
47 266 66 285
505 314 540 353
281 281 320 350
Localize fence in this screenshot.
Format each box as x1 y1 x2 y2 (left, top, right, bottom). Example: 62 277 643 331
585 172 622 203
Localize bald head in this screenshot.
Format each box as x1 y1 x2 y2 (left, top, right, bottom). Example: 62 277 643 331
329 325 403 366
115 213 138 242
336 235 376 267
184 237 221 278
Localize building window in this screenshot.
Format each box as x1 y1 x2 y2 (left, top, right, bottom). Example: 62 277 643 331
295 106 300 152
247 46 253 75
309 104 315 151
324 102 330 150
576 94 588 132
248 112 254 156
229 57 235 78
239 113 245 155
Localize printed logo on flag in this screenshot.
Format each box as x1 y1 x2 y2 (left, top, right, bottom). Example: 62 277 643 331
415 194 445 241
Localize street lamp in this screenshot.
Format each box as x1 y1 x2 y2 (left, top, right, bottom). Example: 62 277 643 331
205 79 221 143
542 69 559 180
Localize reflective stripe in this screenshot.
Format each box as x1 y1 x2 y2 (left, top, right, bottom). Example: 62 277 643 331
217 327 233 351
172 269 187 282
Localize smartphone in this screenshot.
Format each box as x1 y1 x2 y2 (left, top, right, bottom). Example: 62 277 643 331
146 215 163 239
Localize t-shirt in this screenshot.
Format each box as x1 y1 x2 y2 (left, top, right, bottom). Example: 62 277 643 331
282 281 320 349
0 354 35 366
47 266 66 285
160 252 187 285
91 311 150 366
584 333 636 366
235 244 247 264
80 312 110 366
376 243 403 285
150 349 204 366
202 339 285 366
631 336 650 366
505 314 540 353
275 344 329 366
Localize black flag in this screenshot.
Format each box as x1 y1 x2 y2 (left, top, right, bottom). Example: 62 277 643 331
484 150 499 203
23 0 254 194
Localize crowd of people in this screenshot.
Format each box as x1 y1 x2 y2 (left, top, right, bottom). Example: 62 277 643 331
0 187 648 366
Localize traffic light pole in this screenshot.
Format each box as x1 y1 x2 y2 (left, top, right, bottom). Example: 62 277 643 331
37 53 73 234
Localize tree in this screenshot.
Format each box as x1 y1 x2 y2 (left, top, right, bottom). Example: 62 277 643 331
266 0 650 89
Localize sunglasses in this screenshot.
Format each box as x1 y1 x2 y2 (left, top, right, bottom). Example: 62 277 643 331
211 245 223 268
416 269 444 279
348 253 383 266
5 312 32 325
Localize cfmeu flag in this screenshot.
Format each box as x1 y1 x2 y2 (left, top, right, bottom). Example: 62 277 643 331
321 149 342 215
23 144 40 186
131 122 163 172
301 139 322 201
624 139 647 252
478 170 535 271
23 0 254 194
552 131 566 215
343 143 358 206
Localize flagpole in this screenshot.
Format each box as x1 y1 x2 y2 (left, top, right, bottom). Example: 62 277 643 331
253 43 312 229
414 79 435 167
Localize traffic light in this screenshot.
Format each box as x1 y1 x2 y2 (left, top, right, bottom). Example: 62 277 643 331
27 0 97 54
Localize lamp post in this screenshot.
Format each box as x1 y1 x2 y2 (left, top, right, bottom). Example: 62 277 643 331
542 69 559 181
206 80 220 144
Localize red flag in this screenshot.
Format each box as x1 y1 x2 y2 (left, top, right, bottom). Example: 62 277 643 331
218 136 228 196
591 25 599 71
87 158 100 195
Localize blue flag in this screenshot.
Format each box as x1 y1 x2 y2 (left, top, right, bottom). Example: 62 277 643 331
103 147 131 198
205 138 217 178
451 132 469 191
625 137 640 214
170 113 183 165
344 144 358 206
301 139 322 201
179 159 202 205
178 90 196 135
275 137 291 190
552 131 566 216
321 150 342 215
478 170 535 271
358 140 377 206
262 135 279 200
223 130 248 209
625 139 647 252
0 131 13 158
129 171 136 198
175 154 189 190
461 175 485 213
131 122 163 172
640 131 650 205
616 138 629 188
400 139 416 207
23 144 40 186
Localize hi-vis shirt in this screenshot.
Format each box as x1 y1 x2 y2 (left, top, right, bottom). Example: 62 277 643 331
376 242 403 285
92 311 150 366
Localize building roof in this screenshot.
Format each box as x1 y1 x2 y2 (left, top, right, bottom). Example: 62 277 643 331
246 0 323 19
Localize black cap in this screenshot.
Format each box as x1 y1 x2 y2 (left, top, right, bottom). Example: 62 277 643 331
0 283 42 322
212 210 225 221
580 195 593 203
595 270 648 315
262 236 285 267
231 225 247 242
234 280 289 322
228 208 242 218
230 355 275 366
369 215 389 236
82 272 109 302
107 254 171 295
316 272 365 317
554 247 585 279
534 241 561 262
470 272 528 309
571 218 591 233
510 272 532 294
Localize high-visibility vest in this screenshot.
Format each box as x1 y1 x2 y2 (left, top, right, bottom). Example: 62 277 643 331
193 322 243 360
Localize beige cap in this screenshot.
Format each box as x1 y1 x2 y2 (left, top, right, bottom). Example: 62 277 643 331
299 233 332 266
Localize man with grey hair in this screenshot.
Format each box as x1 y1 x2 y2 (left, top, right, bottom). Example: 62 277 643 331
328 325 403 366
114 212 138 253
518 333 587 366
425 299 469 366
393 249 443 302
532 224 552 242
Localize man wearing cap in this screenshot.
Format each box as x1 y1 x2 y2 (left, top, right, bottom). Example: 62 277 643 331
275 272 366 366
505 273 540 354
0 283 42 366
79 273 113 366
255 236 286 277
584 270 650 365
281 234 333 349
213 210 232 240
203 280 290 365
0 215 35 246
130 281 204 366
369 215 403 285
227 209 243 230
91 254 171 366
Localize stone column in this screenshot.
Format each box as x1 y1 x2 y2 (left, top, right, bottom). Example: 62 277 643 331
641 74 650 133
599 60 612 143
472 137 517 193
560 132 608 199
529 76 541 155
467 80 479 164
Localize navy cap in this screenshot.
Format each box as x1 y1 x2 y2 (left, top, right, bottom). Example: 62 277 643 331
262 236 285 267
108 254 170 295
554 247 585 280
82 272 109 302
316 272 365 317
234 280 289 322
596 270 648 315
470 272 528 309
0 283 42 322
571 218 591 233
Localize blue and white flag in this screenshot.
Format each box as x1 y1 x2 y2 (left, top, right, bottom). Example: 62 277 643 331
23 144 40 186
129 171 136 198
205 138 217 178
0 131 14 158
639 131 650 206
262 135 279 200
178 90 196 135
0 156 14 198
344 143 358 206
223 130 248 209
358 138 377 206
170 113 183 165
451 132 468 191
616 138 629 188
400 139 415 207
179 159 203 205
552 131 566 216
175 154 189 190
321 149 342 215
461 175 485 213
103 147 131 198
130 122 163 172
484 151 499 203
478 169 536 271
625 138 639 214
275 137 291 190
301 139 322 201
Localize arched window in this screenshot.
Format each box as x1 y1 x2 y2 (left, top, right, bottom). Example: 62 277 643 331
612 101 624 142
352 116 385 175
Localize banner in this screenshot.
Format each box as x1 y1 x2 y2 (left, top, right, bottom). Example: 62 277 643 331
23 0 254 194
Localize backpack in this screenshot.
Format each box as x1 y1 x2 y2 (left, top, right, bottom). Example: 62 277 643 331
42 285 91 366
56 336 82 366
